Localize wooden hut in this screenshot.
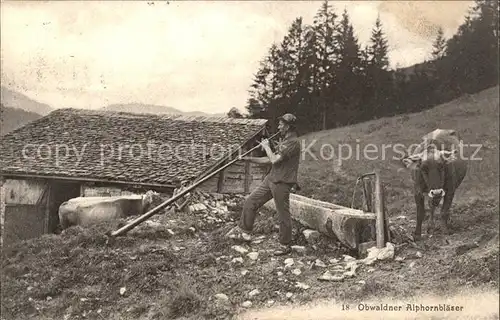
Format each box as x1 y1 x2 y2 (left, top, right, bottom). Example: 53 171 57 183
0 109 270 244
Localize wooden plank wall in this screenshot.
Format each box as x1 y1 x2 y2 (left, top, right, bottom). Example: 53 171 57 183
198 134 270 194
198 161 269 194
82 185 137 197
3 179 47 205
80 183 174 201
1 178 49 244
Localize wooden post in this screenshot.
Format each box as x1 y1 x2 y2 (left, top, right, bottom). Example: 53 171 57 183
217 162 226 193
362 177 376 241
362 178 373 212
382 184 391 243
244 161 251 193
374 171 385 249
43 184 51 234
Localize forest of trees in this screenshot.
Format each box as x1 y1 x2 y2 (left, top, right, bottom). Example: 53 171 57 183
239 0 498 134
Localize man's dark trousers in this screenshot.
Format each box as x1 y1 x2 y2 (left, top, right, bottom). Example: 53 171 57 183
239 175 292 245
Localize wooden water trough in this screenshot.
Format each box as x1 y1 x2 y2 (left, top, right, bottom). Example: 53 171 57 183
264 171 390 253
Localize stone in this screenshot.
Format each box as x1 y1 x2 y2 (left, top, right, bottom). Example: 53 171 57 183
119 287 126 296
362 242 395 265
303 229 321 241
345 261 359 273
242 301 252 308
248 289 260 298
343 255 356 262
241 269 249 276
247 252 259 261
284 258 294 266
343 270 356 278
232 257 244 264
285 292 293 299
331 265 345 273
167 229 175 236
277 271 283 276
291 245 306 254
267 300 275 306
314 259 327 268
395 256 405 262
329 258 339 264
295 282 310 290
416 251 423 258
232 245 249 254
318 271 345 282
145 221 162 228
292 268 302 276
214 293 229 302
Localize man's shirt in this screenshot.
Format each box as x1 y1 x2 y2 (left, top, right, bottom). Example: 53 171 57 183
268 132 301 184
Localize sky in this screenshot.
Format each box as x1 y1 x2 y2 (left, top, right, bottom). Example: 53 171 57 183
1 1 473 114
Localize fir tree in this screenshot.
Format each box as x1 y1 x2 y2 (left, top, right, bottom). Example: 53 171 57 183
312 0 339 130
333 8 363 125
431 27 446 60
368 15 389 70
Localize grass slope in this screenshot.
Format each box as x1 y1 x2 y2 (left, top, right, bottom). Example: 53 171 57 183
297 86 499 215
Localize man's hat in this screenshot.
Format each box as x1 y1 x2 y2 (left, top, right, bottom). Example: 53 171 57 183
278 113 297 124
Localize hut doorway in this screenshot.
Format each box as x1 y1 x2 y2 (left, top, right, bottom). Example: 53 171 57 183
48 181 81 233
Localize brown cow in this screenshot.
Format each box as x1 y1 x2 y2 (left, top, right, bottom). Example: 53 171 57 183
59 190 158 229
401 129 468 240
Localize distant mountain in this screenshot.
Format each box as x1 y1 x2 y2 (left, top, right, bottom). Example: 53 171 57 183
1 86 53 115
0 105 43 135
102 103 227 118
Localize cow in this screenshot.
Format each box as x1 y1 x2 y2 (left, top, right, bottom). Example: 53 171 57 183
58 190 159 229
401 129 468 240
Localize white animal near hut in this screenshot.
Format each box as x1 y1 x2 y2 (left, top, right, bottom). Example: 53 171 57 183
58 190 158 229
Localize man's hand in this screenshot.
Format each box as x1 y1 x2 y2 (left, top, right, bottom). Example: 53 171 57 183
259 138 270 150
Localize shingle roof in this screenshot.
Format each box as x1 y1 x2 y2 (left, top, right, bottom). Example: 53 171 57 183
0 108 267 187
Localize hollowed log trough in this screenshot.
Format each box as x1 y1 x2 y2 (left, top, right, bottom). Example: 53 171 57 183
263 173 389 252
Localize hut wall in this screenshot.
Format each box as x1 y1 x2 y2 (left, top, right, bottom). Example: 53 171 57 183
198 137 270 194
82 185 136 197
1 178 49 245
80 183 173 198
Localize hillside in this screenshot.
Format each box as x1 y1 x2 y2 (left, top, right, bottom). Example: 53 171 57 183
0 105 43 136
102 103 227 118
1 88 498 320
1 86 52 115
297 86 499 213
